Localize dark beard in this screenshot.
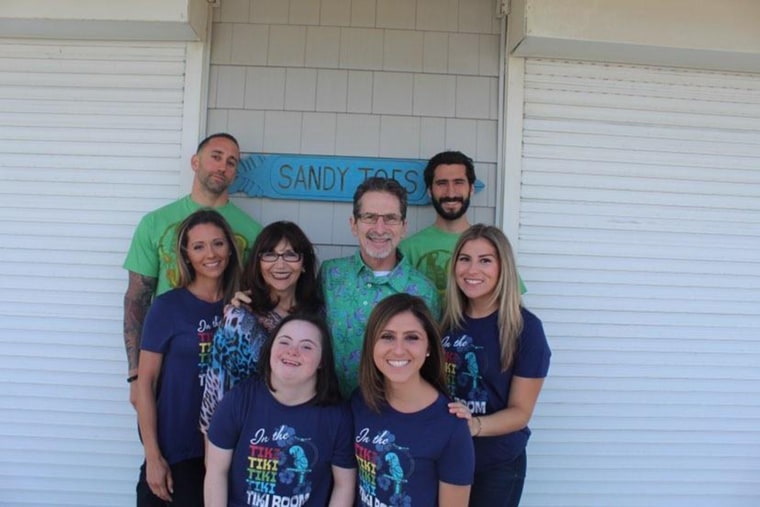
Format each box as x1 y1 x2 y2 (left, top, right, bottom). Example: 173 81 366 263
432 196 470 220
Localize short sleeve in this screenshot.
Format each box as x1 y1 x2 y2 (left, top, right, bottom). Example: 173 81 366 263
437 418 475 486
514 311 551 379
331 403 357 470
140 296 172 353
207 386 242 450
123 214 159 278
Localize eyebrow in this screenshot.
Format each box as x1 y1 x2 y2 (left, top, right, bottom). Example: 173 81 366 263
190 236 225 245
209 149 238 160
276 335 320 345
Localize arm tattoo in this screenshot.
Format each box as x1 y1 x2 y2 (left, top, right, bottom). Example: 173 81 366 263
123 272 157 373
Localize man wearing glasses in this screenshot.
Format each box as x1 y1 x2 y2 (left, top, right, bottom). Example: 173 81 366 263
319 176 440 397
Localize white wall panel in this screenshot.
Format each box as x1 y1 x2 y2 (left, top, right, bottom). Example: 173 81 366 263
0 38 188 506
520 58 760 507
211 0 502 254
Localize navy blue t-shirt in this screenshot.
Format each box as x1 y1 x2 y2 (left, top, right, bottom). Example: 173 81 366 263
141 287 222 464
351 391 474 507
442 308 551 470
208 378 356 507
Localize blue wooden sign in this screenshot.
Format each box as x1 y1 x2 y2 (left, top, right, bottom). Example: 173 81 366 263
230 153 483 206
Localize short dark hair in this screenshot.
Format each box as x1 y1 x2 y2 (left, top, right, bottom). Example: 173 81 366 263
197 132 240 153
359 293 448 412
242 221 323 315
352 176 408 219
423 151 476 189
258 313 343 405
175 209 242 302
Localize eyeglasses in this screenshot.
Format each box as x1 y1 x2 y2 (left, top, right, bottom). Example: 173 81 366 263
355 213 404 226
258 251 303 263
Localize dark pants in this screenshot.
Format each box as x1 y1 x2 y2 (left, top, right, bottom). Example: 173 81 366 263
136 457 205 507
469 450 527 507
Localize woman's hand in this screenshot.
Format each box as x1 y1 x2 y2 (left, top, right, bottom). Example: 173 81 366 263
146 454 173 502
135 351 172 501
227 290 252 311
448 400 471 421
448 401 482 437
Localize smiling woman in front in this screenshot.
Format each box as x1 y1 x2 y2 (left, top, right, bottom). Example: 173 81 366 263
352 293 474 507
204 313 356 507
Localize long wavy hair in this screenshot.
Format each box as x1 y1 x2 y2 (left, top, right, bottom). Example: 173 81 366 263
441 224 523 371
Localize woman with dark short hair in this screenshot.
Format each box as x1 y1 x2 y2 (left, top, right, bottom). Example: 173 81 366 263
204 313 356 507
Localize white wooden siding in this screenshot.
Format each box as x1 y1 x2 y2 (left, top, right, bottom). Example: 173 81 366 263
0 39 188 506
519 59 760 507
207 2 503 252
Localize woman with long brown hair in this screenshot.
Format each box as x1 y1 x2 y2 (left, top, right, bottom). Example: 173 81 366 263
352 293 474 507
135 209 241 506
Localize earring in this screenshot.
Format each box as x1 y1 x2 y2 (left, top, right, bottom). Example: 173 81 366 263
426 352 430 357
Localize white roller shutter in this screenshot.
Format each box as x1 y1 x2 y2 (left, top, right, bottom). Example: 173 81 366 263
519 59 760 507
0 39 188 506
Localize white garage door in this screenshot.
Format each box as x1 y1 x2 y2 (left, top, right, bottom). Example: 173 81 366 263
0 39 188 506
520 59 760 507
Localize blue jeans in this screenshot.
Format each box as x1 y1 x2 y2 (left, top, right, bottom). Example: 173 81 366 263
469 450 527 507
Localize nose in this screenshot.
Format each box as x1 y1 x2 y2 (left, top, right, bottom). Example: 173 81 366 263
372 217 390 232
463 261 478 275
209 244 227 258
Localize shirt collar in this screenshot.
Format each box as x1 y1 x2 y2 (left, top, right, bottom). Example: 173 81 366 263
350 250 411 289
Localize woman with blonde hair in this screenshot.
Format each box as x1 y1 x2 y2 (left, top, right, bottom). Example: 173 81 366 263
443 224 551 507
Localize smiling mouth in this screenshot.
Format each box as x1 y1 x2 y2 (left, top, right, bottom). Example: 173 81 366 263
387 360 410 367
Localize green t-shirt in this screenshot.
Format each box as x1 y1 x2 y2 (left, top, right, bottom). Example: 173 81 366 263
400 226 461 298
123 195 262 296
400 225 527 298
